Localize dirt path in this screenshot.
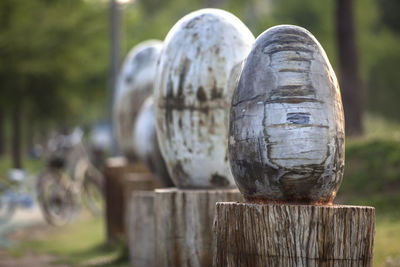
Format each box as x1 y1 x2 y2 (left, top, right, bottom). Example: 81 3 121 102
0 203 68 266
0 250 66 267
0 203 44 246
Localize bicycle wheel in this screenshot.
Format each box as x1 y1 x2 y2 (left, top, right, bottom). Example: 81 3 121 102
0 195 16 224
81 165 104 216
37 170 80 226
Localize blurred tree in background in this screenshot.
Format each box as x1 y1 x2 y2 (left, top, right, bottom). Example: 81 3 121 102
0 0 399 168
0 0 108 167
366 0 400 121
336 0 363 136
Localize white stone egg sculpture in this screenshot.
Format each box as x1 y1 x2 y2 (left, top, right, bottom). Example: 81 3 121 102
113 40 162 159
133 97 174 187
154 9 255 188
229 25 345 204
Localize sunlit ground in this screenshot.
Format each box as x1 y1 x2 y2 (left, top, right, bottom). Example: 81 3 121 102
375 219 400 266
338 113 400 266
4 216 128 266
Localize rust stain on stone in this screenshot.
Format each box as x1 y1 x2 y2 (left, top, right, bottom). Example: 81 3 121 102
196 86 207 102
244 195 334 205
210 173 230 187
177 58 191 99
211 85 223 100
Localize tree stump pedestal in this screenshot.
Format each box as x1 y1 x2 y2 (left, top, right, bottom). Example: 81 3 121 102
127 190 157 267
104 157 148 243
154 188 243 267
123 171 164 267
213 202 375 267
123 172 163 238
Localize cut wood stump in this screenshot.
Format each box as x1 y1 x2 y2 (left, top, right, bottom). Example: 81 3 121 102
123 171 163 240
213 202 375 267
128 190 156 267
154 188 243 267
104 157 148 243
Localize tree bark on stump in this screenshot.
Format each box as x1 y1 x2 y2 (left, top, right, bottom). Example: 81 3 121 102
213 202 375 267
123 172 163 241
128 191 156 267
154 188 243 267
104 157 148 243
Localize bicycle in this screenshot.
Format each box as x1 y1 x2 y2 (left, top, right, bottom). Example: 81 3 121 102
0 169 35 224
37 127 104 226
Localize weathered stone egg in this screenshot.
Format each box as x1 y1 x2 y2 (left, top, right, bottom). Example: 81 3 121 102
229 25 345 204
113 40 162 159
154 9 255 188
133 97 174 187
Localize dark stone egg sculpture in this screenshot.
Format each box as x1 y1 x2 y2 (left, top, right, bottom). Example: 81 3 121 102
229 25 345 204
113 40 162 159
133 97 174 187
154 9 255 188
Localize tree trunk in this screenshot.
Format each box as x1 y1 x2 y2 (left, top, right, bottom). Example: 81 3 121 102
12 99 22 168
103 157 148 244
0 107 5 155
336 0 363 136
104 157 132 244
26 117 34 157
213 202 375 267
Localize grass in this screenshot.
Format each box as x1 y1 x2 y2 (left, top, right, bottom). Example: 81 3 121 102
349 113 400 143
0 153 129 266
335 113 400 266
0 155 45 183
2 113 400 266
9 216 129 266
374 219 400 266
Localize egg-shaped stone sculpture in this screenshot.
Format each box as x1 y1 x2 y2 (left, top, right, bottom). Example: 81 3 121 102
154 9 255 188
229 25 345 204
113 40 163 159
133 97 174 187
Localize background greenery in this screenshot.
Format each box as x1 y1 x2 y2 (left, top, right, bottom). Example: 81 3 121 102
0 0 399 266
0 0 399 157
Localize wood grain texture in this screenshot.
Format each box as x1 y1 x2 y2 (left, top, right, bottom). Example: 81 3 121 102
114 40 162 159
229 25 345 204
104 157 148 243
133 96 174 187
154 188 243 267
123 172 163 239
213 202 375 267
154 9 255 188
128 191 156 267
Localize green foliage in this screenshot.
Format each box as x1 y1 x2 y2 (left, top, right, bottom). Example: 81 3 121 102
333 116 400 265
0 156 45 182
268 0 336 62
0 0 398 131
366 51 400 119
378 0 400 33
337 114 400 222
0 0 109 124
122 0 204 54
342 139 400 194
124 0 400 123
